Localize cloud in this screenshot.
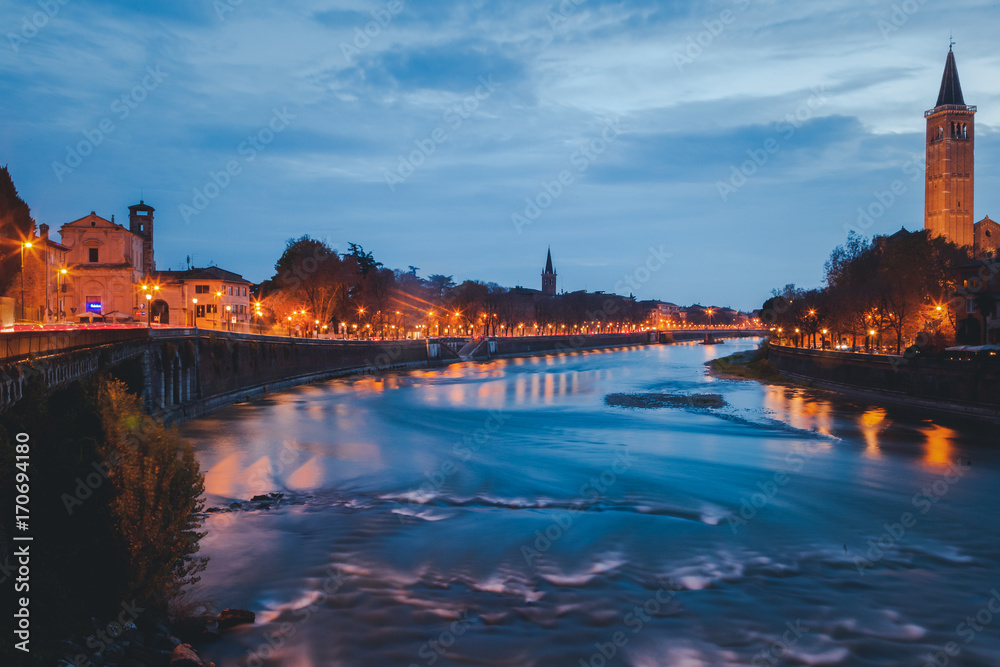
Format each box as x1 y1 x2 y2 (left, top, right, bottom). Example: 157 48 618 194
1 0 999 309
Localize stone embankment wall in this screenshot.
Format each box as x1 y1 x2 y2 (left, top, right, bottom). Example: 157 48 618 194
768 344 1000 414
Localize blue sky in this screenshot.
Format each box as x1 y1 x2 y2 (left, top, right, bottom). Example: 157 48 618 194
1 0 998 310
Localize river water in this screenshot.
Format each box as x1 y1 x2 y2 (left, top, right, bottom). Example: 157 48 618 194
180 339 1000 666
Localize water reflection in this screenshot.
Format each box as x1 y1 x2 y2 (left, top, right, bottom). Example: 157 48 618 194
860 408 888 458
183 341 1000 667
920 424 956 468
762 385 833 435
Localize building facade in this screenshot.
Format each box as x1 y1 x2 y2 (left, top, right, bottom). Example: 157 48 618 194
150 266 252 328
12 224 69 322
12 200 252 326
58 211 145 320
974 215 1000 259
924 47 977 248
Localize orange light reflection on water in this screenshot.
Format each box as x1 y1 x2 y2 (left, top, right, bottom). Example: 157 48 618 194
859 408 888 459
762 386 833 436
920 424 955 468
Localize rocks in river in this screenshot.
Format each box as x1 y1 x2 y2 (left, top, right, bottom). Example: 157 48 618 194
604 392 727 410
251 492 283 502
217 608 256 630
55 614 202 667
170 643 215 666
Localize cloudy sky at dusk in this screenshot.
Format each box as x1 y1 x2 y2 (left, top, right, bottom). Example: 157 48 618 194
2 0 998 310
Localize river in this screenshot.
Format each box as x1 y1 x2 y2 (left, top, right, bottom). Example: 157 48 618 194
180 339 1000 666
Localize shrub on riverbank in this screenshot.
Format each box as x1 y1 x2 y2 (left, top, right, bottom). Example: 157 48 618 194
710 343 781 381
0 372 206 664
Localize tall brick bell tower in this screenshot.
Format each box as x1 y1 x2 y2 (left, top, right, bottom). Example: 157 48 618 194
924 46 976 248
129 200 155 274
541 247 557 296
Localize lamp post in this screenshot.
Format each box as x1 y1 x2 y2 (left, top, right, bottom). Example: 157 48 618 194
225 305 232 332
145 293 152 327
192 298 198 329
19 241 33 322
56 267 67 323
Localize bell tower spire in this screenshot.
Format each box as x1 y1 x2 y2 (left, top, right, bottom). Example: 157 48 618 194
541 247 557 296
925 46 975 247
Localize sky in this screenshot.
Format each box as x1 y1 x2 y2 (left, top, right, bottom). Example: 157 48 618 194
1 0 999 311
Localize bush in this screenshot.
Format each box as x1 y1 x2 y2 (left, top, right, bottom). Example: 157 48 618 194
95 380 207 607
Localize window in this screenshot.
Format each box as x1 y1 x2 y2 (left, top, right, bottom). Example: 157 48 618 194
229 286 234 296
88 248 99 263
967 299 978 314
206 304 218 314
196 305 206 318
195 284 210 294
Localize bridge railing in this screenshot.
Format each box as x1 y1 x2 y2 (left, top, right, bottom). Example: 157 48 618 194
0 328 151 362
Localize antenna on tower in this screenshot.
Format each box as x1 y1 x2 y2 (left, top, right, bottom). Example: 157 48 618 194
949 33 955 51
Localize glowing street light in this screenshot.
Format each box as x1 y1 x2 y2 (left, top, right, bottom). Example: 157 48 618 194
19 241 34 321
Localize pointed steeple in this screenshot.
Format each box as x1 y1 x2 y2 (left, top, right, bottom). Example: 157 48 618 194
544 247 554 274
935 46 966 107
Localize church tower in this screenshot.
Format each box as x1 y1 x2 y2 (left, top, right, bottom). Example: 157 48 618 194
925 46 976 247
128 200 155 274
541 248 556 296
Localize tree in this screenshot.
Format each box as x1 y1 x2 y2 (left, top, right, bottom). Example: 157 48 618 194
261 236 355 329
426 274 456 302
347 242 382 277
0 165 36 296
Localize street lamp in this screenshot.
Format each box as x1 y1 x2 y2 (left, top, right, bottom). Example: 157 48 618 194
192 298 198 329
19 241 33 322
225 305 232 331
145 293 152 327
56 267 68 322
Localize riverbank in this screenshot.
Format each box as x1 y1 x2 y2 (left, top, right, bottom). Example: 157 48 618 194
706 344 784 383
711 342 1000 424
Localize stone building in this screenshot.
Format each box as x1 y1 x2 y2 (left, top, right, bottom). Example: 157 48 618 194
974 215 1000 259
13 199 252 326
149 266 252 328
58 211 146 320
11 224 69 322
